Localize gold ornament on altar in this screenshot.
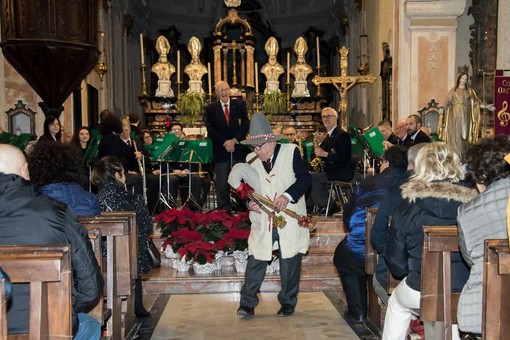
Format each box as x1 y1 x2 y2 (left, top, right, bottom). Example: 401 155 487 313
290 37 312 97
184 36 208 94
261 37 284 94
151 35 175 97
184 37 207 81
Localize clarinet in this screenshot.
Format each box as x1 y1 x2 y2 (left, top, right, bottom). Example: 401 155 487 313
132 138 148 204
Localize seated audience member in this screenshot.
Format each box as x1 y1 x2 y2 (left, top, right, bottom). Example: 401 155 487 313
382 142 477 340
71 126 92 159
401 114 432 149
92 156 153 317
28 142 100 217
333 146 408 323
0 144 103 339
308 107 352 214
370 142 427 288
457 136 510 337
379 120 401 149
37 116 62 143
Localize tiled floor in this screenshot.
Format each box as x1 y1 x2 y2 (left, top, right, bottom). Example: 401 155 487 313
130 290 380 339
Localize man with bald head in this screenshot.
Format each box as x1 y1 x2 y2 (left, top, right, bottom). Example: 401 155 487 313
0 144 103 339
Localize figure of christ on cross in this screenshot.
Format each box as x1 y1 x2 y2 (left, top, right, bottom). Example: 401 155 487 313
312 46 377 129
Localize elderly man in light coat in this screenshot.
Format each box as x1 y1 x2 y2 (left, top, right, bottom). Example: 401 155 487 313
229 113 311 318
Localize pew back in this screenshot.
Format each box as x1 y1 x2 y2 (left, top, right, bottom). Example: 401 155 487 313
421 225 460 340
0 245 72 339
0 278 6 340
78 212 137 339
483 239 510 340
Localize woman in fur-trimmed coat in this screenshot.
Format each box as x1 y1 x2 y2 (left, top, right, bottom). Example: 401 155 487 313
382 143 478 340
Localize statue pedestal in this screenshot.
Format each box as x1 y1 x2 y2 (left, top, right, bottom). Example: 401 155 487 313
156 80 174 97
292 81 310 97
187 80 204 93
264 81 281 94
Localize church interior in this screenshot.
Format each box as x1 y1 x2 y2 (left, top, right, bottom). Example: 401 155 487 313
0 0 509 339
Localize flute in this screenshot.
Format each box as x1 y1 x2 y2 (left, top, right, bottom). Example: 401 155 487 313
132 139 148 204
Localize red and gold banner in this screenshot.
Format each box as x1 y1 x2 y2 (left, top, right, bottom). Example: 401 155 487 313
494 70 510 136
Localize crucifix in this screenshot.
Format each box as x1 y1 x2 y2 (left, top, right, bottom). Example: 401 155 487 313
312 46 377 129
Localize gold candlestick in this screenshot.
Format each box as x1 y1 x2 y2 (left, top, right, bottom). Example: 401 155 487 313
141 64 148 97
315 66 322 97
286 81 291 112
255 92 260 112
177 81 182 109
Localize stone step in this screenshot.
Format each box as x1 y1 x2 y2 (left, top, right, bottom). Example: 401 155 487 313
142 258 341 295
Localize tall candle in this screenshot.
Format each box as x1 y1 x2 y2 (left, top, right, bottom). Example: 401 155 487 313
177 50 180 82
287 52 290 81
316 36 320 68
255 62 259 94
207 62 212 95
139 33 145 65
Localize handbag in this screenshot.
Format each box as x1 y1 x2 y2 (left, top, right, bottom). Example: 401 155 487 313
146 239 161 267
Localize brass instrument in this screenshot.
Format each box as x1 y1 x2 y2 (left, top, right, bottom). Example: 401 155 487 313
310 130 325 172
132 139 148 204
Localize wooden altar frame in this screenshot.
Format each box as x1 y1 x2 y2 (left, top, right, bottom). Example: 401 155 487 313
6 100 37 135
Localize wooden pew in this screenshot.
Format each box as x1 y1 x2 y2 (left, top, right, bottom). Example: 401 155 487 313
78 212 138 340
1 277 6 340
421 225 461 340
483 239 510 339
365 208 401 333
0 245 72 339
365 207 384 331
86 229 111 326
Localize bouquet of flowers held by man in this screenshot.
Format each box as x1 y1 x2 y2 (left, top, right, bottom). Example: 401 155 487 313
155 208 251 265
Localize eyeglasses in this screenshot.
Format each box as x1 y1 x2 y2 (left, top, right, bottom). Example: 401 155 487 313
171 128 182 132
218 87 230 92
284 133 296 136
253 143 265 151
321 114 337 119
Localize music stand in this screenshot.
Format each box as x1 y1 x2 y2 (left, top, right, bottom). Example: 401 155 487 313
177 139 212 211
348 125 378 177
152 134 180 213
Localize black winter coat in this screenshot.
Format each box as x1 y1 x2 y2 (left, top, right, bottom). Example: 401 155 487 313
385 180 477 291
97 179 153 275
0 173 103 335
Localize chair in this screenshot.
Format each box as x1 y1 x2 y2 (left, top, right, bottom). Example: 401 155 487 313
325 180 353 216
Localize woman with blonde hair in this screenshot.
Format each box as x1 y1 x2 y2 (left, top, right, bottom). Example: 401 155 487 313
382 142 477 339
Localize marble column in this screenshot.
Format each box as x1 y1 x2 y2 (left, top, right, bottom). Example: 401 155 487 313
497 0 510 70
397 0 467 119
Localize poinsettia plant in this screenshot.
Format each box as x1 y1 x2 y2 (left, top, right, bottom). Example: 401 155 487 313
154 208 251 264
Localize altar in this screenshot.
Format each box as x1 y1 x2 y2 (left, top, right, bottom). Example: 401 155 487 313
138 1 376 136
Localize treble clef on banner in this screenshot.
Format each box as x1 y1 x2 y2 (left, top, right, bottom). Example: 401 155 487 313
498 101 510 127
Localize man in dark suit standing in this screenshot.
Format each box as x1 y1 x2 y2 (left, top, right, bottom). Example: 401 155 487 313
308 107 353 214
401 114 432 148
205 81 249 211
